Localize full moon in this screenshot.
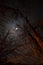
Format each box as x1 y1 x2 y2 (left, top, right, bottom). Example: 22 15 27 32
16 27 18 30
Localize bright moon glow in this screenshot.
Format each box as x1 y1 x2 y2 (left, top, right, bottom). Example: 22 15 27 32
16 27 18 30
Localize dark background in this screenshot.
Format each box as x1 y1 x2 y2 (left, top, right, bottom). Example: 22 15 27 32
0 0 43 64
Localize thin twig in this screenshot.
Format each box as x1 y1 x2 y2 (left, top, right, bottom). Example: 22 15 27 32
1 30 10 49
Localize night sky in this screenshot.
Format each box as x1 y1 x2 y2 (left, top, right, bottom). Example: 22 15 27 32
0 0 43 64
0 0 43 27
